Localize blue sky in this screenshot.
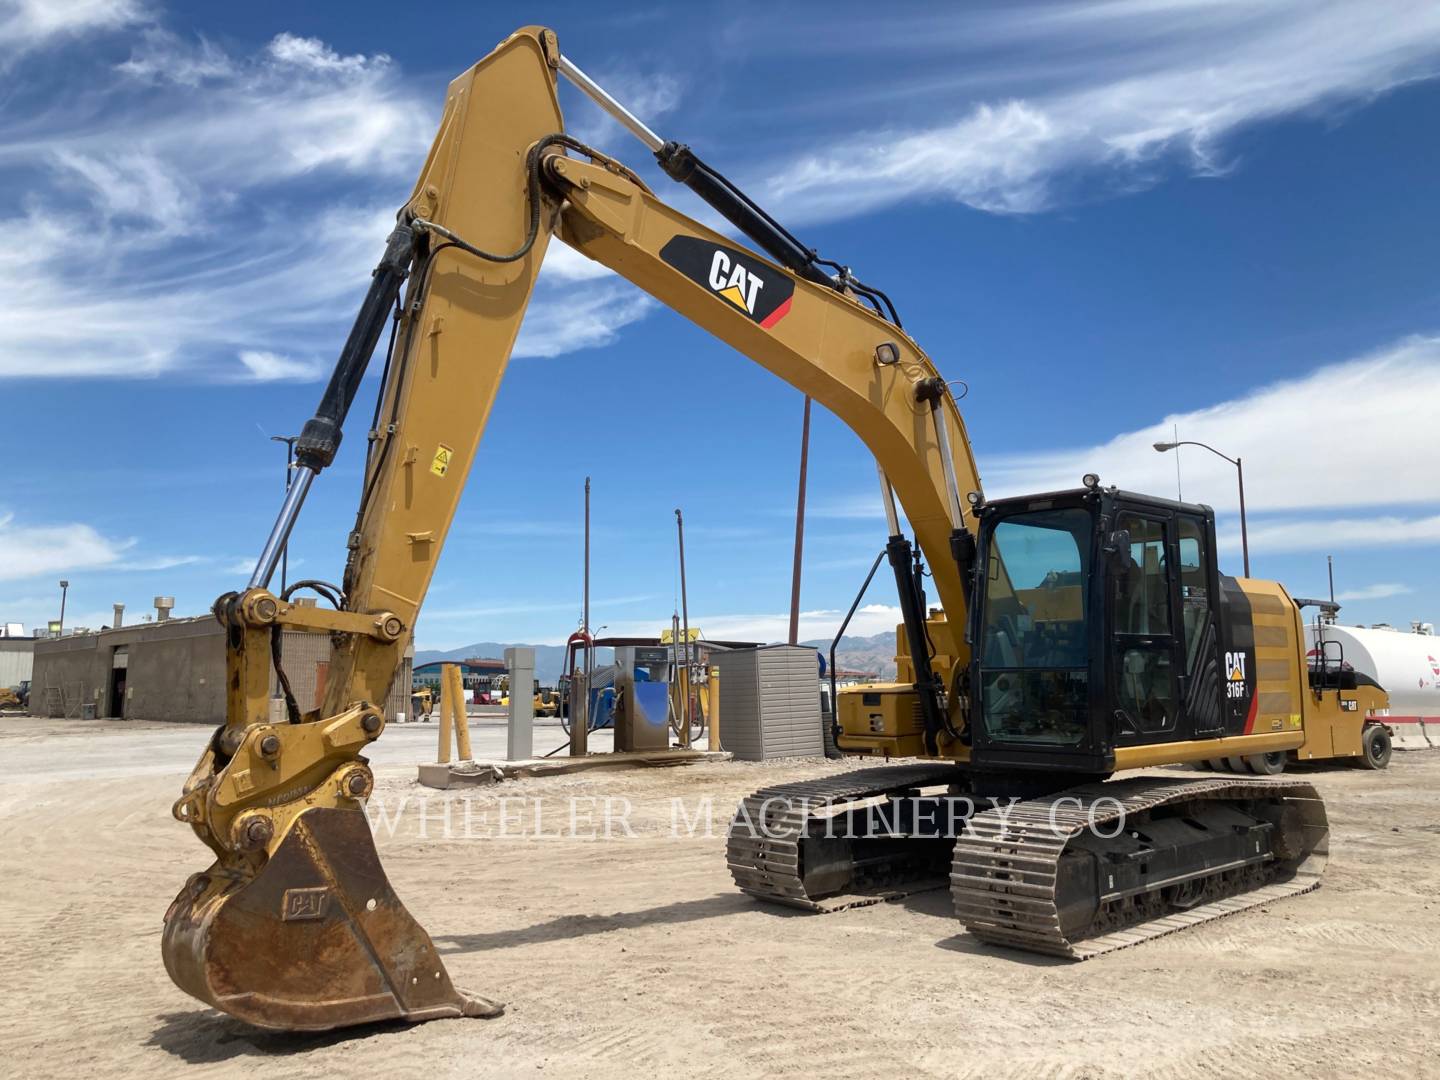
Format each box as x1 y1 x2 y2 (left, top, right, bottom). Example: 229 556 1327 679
2 0 1438 648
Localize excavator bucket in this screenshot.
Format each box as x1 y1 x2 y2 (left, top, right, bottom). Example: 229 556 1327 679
162 806 499 1032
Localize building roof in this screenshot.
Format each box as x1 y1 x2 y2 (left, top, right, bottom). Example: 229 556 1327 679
414 658 508 674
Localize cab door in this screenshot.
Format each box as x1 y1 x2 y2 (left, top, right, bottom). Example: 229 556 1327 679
1109 511 1184 745
1175 513 1225 736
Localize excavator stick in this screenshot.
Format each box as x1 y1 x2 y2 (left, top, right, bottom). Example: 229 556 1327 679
163 808 500 1031
161 28 566 1032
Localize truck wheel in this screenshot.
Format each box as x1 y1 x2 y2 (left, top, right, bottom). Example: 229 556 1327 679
1243 751 1286 775
1357 724 1392 770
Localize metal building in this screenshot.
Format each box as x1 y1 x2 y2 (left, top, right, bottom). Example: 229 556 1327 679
0 636 35 689
30 612 413 723
412 657 508 694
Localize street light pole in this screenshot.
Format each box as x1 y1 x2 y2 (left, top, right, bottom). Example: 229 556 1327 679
58 580 69 636
270 435 299 594
788 395 812 646
1153 440 1250 577
1234 455 1249 579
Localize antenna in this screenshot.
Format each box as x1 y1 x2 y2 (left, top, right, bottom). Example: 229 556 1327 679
1173 424 1182 501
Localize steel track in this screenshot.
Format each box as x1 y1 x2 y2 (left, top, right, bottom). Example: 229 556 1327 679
950 775 1329 959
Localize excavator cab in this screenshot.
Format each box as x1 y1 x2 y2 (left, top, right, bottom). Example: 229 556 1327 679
969 485 1229 778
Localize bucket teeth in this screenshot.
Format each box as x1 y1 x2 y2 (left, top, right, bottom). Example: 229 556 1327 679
162 806 500 1032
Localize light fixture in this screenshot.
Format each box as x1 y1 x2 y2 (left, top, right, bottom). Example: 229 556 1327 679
874 342 900 366
1082 473 1100 490
965 491 983 507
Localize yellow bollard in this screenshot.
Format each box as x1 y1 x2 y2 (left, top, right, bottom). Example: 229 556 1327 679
707 666 720 751
438 665 454 764
451 663 473 761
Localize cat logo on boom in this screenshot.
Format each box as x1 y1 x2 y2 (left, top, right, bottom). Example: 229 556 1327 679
708 250 764 314
659 235 795 329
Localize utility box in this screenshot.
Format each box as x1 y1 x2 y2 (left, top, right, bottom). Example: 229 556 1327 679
614 645 671 751
505 646 535 761
710 644 823 760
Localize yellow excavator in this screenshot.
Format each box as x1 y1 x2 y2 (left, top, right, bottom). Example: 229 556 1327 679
162 26 1388 1031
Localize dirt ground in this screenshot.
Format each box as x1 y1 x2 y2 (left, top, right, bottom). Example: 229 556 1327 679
2 715 1439 1079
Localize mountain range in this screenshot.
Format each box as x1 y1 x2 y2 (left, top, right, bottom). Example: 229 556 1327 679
413 632 898 685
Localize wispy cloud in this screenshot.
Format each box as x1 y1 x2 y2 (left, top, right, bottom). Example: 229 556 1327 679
563 63 684 151
1222 515 1440 556
116 554 206 572
804 495 888 521
0 24 655 384
514 283 653 359
604 602 902 644
7 5 1440 389
758 2 1440 220
0 509 213 583
235 351 328 383
0 510 133 580
982 335 1440 524
1335 583 1414 602
420 593 656 623
0 0 145 59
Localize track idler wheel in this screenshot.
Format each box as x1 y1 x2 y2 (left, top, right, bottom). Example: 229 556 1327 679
162 806 499 1032
1243 751 1287 775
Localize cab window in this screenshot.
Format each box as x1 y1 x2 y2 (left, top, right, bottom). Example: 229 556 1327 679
1177 518 1210 676
1114 514 1170 635
1112 513 1175 733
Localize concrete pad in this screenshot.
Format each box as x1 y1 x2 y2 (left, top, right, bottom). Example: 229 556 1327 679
418 749 732 784
416 761 505 789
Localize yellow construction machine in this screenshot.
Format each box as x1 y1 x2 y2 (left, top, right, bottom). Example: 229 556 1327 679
409 684 435 721
162 26 1387 1031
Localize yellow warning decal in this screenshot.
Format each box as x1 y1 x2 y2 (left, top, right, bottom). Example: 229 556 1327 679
430 445 453 477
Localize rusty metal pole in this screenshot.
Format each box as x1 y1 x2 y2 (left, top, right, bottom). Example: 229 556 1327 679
572 477 591 757
675 508 693 748
788 396 811 645
583 476 591 652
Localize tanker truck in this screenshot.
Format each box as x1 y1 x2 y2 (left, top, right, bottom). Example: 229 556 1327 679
1306 620 1439 752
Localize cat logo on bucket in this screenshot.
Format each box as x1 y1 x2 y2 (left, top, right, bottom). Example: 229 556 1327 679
659 235 795 329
